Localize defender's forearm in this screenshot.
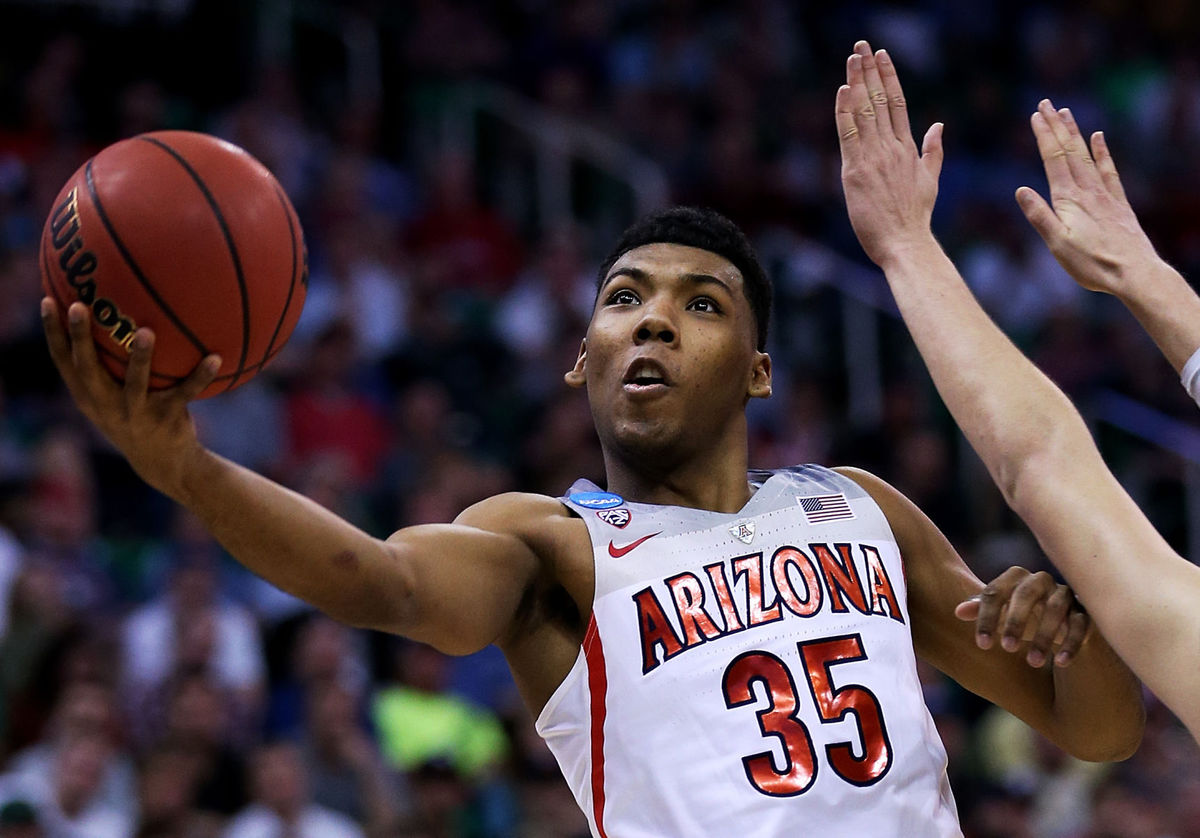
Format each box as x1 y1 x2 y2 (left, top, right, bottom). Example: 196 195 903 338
878 237 1095 501
1114 260 1200 375
880 237 1200 738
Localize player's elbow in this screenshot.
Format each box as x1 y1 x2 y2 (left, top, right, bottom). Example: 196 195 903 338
1067 716 1144 764
998 416 1093 518
1056 700 1145 764
322 540 420 634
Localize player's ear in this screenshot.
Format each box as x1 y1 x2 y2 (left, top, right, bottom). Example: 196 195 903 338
748 350 772 399
564 339 587 388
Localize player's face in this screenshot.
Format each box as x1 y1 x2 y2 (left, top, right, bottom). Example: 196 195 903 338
565 243 771 467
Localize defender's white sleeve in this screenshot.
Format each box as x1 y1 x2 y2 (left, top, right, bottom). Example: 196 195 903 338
1182 345 1200 409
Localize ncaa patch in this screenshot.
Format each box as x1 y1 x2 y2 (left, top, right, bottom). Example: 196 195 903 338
597 508 631 528
569 491 625 510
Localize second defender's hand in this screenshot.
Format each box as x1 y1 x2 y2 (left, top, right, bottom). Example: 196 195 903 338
1016 99 1164 296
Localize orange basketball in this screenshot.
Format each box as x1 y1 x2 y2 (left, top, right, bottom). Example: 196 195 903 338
39 130 307 399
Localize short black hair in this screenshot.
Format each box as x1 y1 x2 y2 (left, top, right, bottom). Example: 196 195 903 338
597 206 772 351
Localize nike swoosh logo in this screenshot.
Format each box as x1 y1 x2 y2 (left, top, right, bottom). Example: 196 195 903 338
608 532 661 558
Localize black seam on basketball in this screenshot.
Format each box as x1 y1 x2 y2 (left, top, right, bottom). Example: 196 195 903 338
109 344 289 385
256 182 300 373
137 136 252 393
43 228 284 387
83 159 210 356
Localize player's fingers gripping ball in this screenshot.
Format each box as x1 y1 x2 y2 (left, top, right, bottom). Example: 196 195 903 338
40 131 307 399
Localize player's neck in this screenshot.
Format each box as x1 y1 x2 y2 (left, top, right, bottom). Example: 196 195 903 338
602 444 754 514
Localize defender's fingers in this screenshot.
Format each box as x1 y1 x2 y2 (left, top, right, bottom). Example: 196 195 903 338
836 84 862 161
1055 609 1090 667
177 354 221 402
1090 131 1128 202
1057 106 1104 186
1039 101 1096 185
1015 186 1067 248
855 41 895 139
846 54 881 143
123 329 155 409
876 49 913 146
1030 111 1073 189
1025 587 1072 668
921 122 944 180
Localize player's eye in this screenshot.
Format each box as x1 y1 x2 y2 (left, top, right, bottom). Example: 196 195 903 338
606 288 640 306
688 297 722 314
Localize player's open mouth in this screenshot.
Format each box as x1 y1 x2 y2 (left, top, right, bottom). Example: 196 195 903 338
622 358 671 394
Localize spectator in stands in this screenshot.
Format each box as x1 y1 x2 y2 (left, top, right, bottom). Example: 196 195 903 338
296 678 410 833
2 679 135 826
147 671 249 822
404 150 524 299
0 729 133 838
120 550 265 747
223 741 363 838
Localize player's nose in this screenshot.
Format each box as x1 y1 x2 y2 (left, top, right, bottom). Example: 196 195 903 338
632 302 677 346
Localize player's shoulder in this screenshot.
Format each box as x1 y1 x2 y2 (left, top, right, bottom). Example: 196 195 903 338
830 465 925 531
829 465 908 501
831 465 951 558
454 491 590 575
454 491 579 536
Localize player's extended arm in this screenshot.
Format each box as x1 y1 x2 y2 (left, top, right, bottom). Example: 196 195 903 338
840 466 1143 762
838 40 1200 739
41 298 542 655
1017 101 1200 394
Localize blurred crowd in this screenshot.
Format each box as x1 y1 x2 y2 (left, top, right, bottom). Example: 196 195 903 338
0 1 1198 836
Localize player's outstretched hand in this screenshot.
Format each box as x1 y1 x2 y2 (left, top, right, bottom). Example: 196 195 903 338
837 39 944 269
955 566 1090 669
1017 100 1163 296
42 297 220 497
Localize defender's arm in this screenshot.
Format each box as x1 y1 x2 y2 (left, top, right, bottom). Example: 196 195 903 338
837 40 1199 740
839 467 1143 762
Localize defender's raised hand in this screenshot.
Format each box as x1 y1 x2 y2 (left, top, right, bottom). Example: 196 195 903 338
955 567 1091 669
1017 101 1163 296
837 40 944 269
1018 101 1200 377
42 297 220 498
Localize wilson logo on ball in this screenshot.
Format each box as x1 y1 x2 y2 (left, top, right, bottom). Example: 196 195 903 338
48 186 139 351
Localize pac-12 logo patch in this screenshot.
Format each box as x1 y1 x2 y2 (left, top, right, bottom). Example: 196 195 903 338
597 508 631 528
569 491 625 510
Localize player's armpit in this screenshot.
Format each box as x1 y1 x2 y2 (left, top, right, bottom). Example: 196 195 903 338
370 494 553 656
835 466 1143 762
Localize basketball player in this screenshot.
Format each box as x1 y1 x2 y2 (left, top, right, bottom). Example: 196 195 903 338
42 97 1143 838
837 39 1200 740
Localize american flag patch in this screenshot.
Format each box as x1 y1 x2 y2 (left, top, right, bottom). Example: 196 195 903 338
799 493 855 524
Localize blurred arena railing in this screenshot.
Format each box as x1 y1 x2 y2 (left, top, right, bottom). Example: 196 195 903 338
429 83 669 246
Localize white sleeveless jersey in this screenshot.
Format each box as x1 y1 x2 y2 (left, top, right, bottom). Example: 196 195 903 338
537 465 961 838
